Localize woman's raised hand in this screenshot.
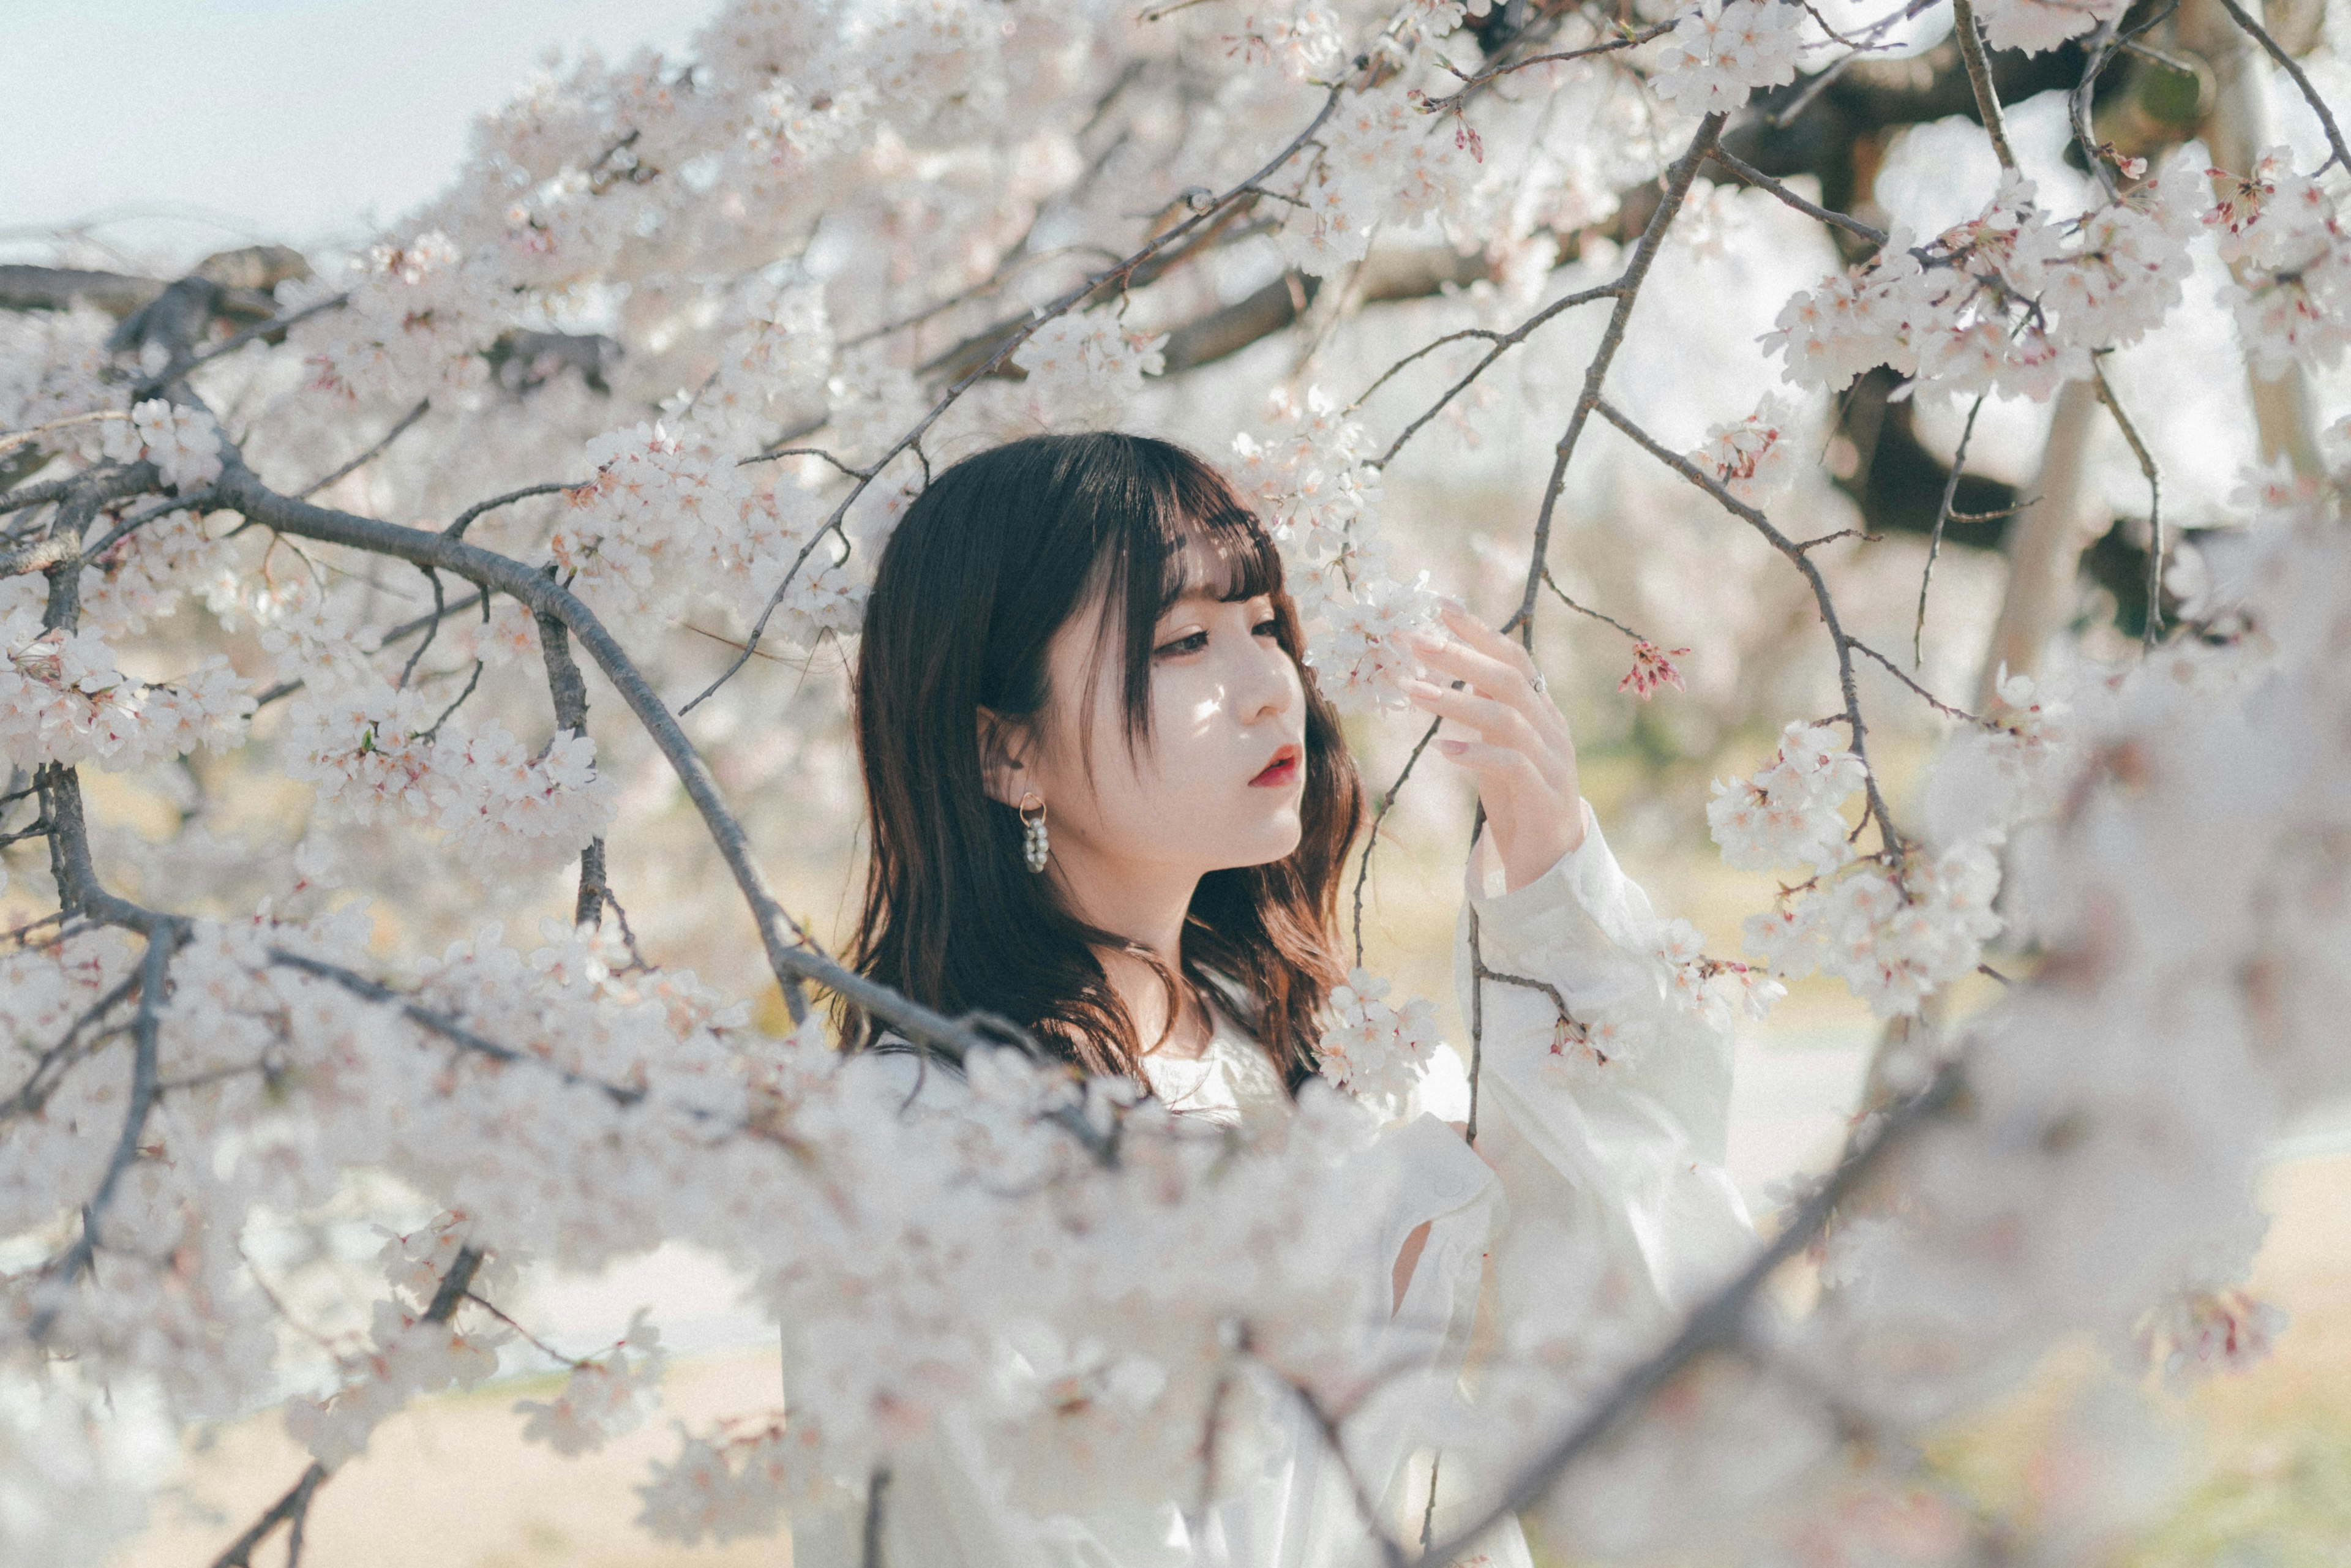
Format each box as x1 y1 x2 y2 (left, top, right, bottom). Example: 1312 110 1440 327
1403 599 1585 894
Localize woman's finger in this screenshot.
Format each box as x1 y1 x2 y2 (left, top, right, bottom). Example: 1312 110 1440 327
1437 599 1540 683
1406 632 1566 743
1433 738 1547 784
1406 629 1524 701
1403 680 1562 778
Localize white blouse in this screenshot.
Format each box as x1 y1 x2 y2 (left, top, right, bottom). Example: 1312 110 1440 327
797 798 1754 1567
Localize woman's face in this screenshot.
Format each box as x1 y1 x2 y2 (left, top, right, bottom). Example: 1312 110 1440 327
994 557 1308 882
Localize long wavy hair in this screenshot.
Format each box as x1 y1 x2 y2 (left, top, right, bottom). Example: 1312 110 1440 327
843 432 1363 1086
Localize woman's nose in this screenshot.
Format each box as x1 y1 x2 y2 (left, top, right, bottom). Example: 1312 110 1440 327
1239 637 1297 722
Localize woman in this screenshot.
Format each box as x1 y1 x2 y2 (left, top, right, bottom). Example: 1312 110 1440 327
803 432 1753 1565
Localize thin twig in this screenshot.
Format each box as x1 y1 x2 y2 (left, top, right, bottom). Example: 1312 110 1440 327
1769 50 1862 127
741 445 864 479
463 1290 588 1368
1916 395 1985 663
1706 146 1889 246
2090 355 2164 648
444 479 582 541
1350 718 1444 967
1421 17 1678 112
1540 566 1643 640
398 566 446 689
77 490 215 569
534 602 610 927
686 75 1361 712
418 659 484 740
861 1465 891 1568
2211 0 2351 174
208 1250 480 1568
1415 1062 1966 1564
298 398 430 500
2071 17 2126 202
1283 1380 1409 1568
1360 282 1621 459
1505 114 1728 638
206 1463 328 1568
263 947 651 1108
1845 636 1995 726
1592 398 1903 854
1948 0 2018 171
138 291 350 397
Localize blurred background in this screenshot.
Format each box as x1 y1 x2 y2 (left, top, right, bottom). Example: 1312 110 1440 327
5 2 2348 1564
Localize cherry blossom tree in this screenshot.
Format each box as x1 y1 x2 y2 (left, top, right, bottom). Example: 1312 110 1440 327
4 0 2349 1562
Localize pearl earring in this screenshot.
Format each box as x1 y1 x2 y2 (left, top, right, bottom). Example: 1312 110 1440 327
1018 792 1049 873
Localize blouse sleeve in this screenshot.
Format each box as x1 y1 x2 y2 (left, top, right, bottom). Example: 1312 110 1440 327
1452 798 1755 1326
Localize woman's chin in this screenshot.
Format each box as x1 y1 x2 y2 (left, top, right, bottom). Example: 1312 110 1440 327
1217 813 1304 869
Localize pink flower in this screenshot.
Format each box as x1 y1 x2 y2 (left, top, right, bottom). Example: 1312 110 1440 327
1618 639 1690 699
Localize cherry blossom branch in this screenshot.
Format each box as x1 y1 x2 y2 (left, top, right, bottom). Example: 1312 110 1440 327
1373 115 1722 1149
1420 12 1678 114
1591 397 1904 853
1464 898 1487 1144
462 1289 588 1368
135 291 349 397
443 479 582 541
78 489 215 568
1768 50 1864 127
2071 17 2128 201
743 445 863 480
1475 962 1579 1032
0 972 138 1125
0 533 81 577
2211 0 2351 174
28 760 190 1324
1414 1060 1966 1565
1916 394 1986 661
686 78 1359 711
1704 145 1890 247
1539 566 1645 640
297 397 430 500
1359 280 1622 462
263 948 658 1109
207 1463 326 1568
1 459 157 523
861 1465 891 1568
2090 355 2164 648
208 452 1084 1056
837 243 1126 351
0 473 86 519
1351 716 1444 967
1281 1378 1409 1568
532 602 612 928
1845 635 1995 725
1947 0 2018 172
1507 113 1728 639
207 1248 482 1568
250 587 490 712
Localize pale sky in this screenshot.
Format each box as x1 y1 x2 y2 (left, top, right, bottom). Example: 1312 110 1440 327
0 0 710 271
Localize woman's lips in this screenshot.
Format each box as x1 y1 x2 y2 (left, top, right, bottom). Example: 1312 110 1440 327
1250 746 1301 787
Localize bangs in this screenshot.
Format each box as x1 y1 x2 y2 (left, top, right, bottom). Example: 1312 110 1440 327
1155 498 1283 610
1076 440 1289 759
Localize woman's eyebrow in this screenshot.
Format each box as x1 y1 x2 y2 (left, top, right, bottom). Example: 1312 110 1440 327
1164 582 1265 611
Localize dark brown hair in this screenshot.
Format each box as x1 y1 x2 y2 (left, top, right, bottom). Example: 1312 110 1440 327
843 432 1363 1086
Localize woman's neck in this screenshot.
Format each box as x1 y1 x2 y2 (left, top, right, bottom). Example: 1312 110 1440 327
1048 850 1210 1061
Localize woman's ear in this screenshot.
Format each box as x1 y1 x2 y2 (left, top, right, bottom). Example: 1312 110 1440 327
975 706 1035 809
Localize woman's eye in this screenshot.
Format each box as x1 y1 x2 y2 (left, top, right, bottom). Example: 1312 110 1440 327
1156 631 1209 658
1253 618 1279 637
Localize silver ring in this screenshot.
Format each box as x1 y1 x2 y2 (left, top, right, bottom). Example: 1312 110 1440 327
1531 672 1548 694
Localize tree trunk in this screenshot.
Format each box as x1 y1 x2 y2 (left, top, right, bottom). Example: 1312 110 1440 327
2180 0 2327 476
1976 377 2104 707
